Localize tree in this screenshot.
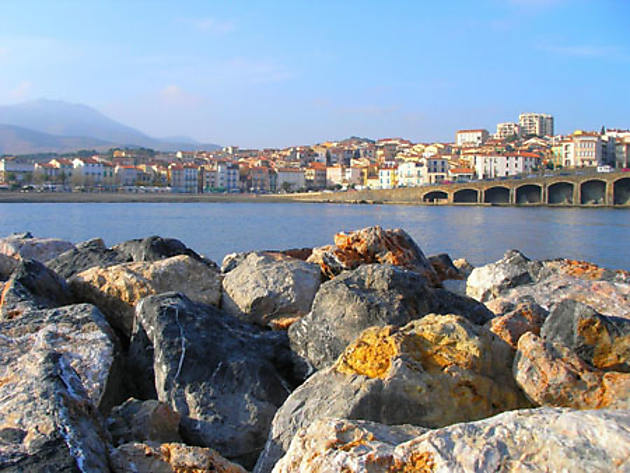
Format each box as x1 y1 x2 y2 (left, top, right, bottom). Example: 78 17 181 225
281 181 292 193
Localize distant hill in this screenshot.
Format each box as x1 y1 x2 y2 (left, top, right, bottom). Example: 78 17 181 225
0 124 114 155
0 99 220 154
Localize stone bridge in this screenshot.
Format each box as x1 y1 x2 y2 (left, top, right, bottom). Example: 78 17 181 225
307 172 630 207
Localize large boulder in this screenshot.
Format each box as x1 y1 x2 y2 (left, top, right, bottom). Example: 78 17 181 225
273 409 630 473
288 264 492 369
112 235 214 266
256 314 528 473
306 226 439 284
111 442 248 473
514 332 630 409
470 254 630 319
222 252 322 328
0 303 122 412
0 259 73 319
542 299 630 372
0 232 75 263
46 237 129 279
130 292 299 468
428 253 464 282
69 254 222 337
466 249 541 302
108 398 182 446
0 349 112 472
0 254 18 281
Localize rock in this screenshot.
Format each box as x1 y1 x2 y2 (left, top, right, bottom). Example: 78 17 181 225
514 332 630 409
131 292 298 468
466 249 542 302
70 254 222 337
108 398 182 446
257 314 528 473
221 251 251 273
222 252 322 328
0 259 73 319
542 299 630 372
222 249 313 274
112 235 216 267
0 233 75 263
306 226 439 284
111 442 248 473
273 409 630 473
453 257 474 276
484 297 516 316
288 264 493 369
46 237 129 279
0 254 17 281
0 350 112 472
0 303 122 412
486 301 548 348
429 253 463 282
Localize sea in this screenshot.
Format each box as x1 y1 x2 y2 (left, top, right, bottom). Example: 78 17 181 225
1 202 628 270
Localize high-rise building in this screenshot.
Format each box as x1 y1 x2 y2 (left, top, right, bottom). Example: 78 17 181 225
495 122 521 139
519 113 554 137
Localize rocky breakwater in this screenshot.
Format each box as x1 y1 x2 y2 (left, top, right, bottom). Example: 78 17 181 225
0 227 627 473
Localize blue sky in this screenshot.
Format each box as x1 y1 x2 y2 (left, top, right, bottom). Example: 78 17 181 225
0 0 628 147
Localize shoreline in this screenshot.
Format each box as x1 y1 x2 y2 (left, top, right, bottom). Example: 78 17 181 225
0 191 627 208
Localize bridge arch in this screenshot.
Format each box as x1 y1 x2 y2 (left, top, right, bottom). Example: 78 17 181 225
422 190 448 203
515 184 542 204
547 181 574 205
580 179 606 205
453 188 478 203
613 177 630 205
483 186 510 204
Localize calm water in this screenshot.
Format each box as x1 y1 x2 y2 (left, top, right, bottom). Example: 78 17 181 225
0 203 628 270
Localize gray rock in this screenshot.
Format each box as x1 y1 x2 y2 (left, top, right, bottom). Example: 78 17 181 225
0 348 112 472
428 253 463 282
46 237 129 279
273 409 630 473
542 299 630 373
0 303 123 412
221 251 251 273
130 292 299 469
0 254 17 281
0 259 73 319
466 249 542 302
222 252 322 328
112 235 217 268
108 398 182 446
0 233 75 262
288 264 492 369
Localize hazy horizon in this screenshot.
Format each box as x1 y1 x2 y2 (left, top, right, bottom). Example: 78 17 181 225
1 0 628 148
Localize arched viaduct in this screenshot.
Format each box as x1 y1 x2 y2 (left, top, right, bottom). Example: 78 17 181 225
312 172 630 207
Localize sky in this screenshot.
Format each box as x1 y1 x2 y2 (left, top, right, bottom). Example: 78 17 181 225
0 0 628 148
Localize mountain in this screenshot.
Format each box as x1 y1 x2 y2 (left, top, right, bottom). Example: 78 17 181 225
0 99 220 153
0 124 114 155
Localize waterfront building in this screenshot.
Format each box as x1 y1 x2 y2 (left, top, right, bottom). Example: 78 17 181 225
519 113 554 137
378 165 398 189
276 167 306 191
397 161 423 187
472 152 540 179
72 157 104 185
115 165 139 186
168 163 199 193
455 129 490 147
304 162 327 189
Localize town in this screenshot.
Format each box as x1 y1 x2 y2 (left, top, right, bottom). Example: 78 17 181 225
1 112 628 194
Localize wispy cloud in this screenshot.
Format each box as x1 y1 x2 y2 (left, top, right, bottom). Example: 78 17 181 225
158 84 205 107
183 17 236 34
220 58 295 84
542 44 628 60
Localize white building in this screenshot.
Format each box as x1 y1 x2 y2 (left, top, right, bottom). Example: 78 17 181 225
519 113 554 137
115 165 138 186
72 157 104 184
0 158 34 184
495 122 521 139
472 153 540 179
397 161 423 187
455 129 489 147
276 168 306 191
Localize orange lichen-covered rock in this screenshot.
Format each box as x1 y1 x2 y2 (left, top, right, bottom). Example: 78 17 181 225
306 226 438 284
256 314 528 473
486 301 547 348
272 410 630 473
111 442 248 473
514 332 630 409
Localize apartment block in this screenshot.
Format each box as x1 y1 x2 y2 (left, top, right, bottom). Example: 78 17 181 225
455 129 489 147
519 113 554 137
